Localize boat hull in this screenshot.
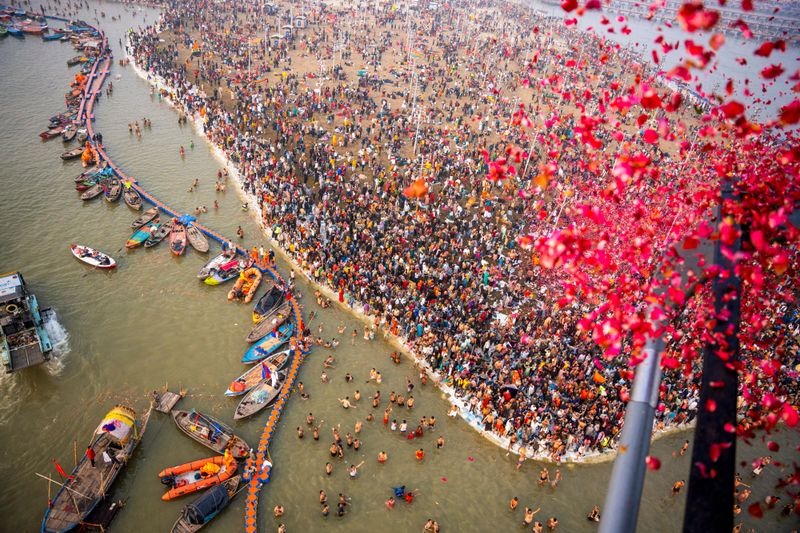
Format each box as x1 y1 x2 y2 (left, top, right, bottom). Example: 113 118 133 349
159 456 237 501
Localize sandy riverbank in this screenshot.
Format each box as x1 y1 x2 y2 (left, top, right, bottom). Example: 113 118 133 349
126 38 694 466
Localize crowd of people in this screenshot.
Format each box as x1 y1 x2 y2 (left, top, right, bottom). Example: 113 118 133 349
125 0 799 467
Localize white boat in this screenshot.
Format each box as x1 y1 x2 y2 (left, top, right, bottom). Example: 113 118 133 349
70 244 116 269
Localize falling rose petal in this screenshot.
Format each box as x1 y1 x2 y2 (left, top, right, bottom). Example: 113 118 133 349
706 399 717 412
781 403 799 427
723 423 736 434
766 441 780 452
718 100 745 118
748 503 763 518
754 41 775 57
682 236 700 250
645 455 661 470
677 2 720 32
440 477 447 482
709 443 721 462
467 456 474 462
709 33 725 50
661 357 680 369
560 0 577 12
643 129 659 144
779 100 800 125
761 64 785 79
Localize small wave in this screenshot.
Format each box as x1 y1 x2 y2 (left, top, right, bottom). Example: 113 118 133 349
42 313 70 375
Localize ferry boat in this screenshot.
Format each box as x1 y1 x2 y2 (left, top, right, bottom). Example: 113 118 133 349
0 271 54 373
42 405 150 533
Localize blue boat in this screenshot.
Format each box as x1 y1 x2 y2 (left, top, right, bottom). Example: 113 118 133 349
0 272 53 373
242 322 294 363
126 222 158 249
43 32 65 41
6 26 23 37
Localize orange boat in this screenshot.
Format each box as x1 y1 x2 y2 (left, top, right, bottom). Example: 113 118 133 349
158 453 237 501
227 267 261 303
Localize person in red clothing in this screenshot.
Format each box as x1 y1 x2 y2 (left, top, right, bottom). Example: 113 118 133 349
415 448 425 461
86 446 96 467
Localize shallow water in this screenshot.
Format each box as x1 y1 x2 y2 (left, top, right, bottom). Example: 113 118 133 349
0 2 797 532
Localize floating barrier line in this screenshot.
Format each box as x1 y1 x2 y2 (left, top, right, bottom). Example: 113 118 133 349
57 17 309 532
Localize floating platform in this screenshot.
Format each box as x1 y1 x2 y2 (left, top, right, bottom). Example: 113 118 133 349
152 390 184 414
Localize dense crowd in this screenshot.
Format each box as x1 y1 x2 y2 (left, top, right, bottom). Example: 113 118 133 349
126 0 798 463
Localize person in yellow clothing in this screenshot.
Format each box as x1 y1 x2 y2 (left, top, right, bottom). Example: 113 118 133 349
200 461 221 478
223 448 235 472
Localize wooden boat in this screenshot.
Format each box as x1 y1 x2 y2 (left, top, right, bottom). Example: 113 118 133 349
171 410 250 459
158 456 237 501
252 284 285 323
66 55 86 66
145 219 172 248
61 146 84 160
42 405 150 533
122 185 142 210
131 207 159 229
227 267 261 303
245 300 293 343
225 350 291 396
169 222 187 256
186 225 209 253
233 372 285 420
80 183 103 200
40 126 64 140
73 165 103 182
6 26 23 37
70 244 116 269
43 32 65 41
62 124 77 142
104 177 122 202
75 180 95 192
241 322 294 363
170 476 240 533
197 253 230 279
203 259 243 286
126 222 158 248
76 128 88 144
0 26 7 38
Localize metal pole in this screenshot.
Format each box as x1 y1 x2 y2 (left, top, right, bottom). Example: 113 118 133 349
683 179 741 532
599 336 664 533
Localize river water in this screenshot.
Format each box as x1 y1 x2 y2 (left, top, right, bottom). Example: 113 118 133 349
0 1 796 532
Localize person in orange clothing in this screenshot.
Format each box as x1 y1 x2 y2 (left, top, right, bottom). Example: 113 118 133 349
415 448 425 461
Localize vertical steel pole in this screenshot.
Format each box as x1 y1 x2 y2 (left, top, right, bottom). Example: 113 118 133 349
599 337 664 533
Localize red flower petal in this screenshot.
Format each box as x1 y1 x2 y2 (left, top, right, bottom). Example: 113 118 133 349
560 0 577 12
754 41 774 57
779 100 800 125
645 455 661 470
782 403 799 427
748 502 763 518
718 100 745 118
761 64 785 79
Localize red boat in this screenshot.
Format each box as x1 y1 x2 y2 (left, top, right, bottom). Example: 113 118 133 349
40 127 65 140
20 22 46 35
